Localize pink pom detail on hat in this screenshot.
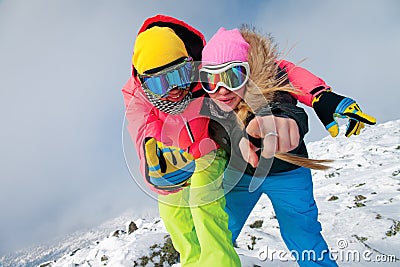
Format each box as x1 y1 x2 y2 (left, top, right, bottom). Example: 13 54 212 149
202 27 250 65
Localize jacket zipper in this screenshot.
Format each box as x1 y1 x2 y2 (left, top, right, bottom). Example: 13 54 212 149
181 115 195 143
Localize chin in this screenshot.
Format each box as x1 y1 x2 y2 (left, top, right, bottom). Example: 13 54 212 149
215 101 236 112
215 97 241 112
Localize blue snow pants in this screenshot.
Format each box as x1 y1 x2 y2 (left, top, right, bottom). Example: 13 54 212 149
223 167 338 267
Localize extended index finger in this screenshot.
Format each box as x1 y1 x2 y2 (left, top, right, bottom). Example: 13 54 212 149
346 110 377 125
239 137 259 167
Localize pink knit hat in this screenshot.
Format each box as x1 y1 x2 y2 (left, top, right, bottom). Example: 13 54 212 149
202 27 250 64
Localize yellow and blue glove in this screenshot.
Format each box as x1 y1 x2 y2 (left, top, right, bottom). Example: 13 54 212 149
144 138 195 191
313 91 376 137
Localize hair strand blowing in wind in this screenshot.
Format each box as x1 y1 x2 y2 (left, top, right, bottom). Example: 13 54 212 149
239 25 333 171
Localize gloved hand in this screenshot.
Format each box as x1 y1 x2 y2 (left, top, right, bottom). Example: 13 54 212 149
312 91 376 137
144 138 195 191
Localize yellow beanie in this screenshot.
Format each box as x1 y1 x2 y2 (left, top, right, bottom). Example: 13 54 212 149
132 26 188 74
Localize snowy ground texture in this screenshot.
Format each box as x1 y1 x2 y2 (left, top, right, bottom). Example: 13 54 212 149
1 120 399 267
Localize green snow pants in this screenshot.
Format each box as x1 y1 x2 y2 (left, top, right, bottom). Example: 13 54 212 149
158 149 241 267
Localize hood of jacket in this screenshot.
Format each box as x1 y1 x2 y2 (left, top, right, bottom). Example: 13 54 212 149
131 15 205 91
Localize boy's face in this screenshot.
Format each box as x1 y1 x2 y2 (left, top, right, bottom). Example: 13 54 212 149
139 57 193 102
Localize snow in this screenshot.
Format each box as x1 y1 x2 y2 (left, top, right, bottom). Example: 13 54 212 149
1 120 399 267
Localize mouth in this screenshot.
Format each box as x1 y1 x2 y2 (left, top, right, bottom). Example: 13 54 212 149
216 98 234 105
169 91 184 99
165 89 187 102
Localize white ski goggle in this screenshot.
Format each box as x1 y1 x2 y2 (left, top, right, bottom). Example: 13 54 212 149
199 61 250 93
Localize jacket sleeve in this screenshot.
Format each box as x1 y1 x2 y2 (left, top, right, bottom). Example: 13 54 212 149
122 76 165 155
123 76 175 195
276 59 330 107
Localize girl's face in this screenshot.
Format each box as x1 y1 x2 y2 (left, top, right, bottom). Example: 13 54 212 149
208 85 246 111
200 61 250 111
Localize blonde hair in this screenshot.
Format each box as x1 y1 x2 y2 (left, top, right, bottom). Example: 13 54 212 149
237 25 332 170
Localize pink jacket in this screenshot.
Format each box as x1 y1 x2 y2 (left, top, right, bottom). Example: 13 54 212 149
122 15 216 194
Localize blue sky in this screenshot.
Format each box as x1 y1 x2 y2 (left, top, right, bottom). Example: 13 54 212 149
0 0 399 255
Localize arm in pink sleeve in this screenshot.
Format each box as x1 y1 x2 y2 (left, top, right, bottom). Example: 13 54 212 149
276 59 331 107
122 76 163 153
123 77 177 195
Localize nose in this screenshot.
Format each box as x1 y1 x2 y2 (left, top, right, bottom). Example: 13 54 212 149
216 86 230 95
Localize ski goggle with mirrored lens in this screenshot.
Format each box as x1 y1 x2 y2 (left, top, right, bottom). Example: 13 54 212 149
199 61 250 93
138 57 194 97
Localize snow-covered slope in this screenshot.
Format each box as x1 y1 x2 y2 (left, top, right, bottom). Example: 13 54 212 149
1 120 399 267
